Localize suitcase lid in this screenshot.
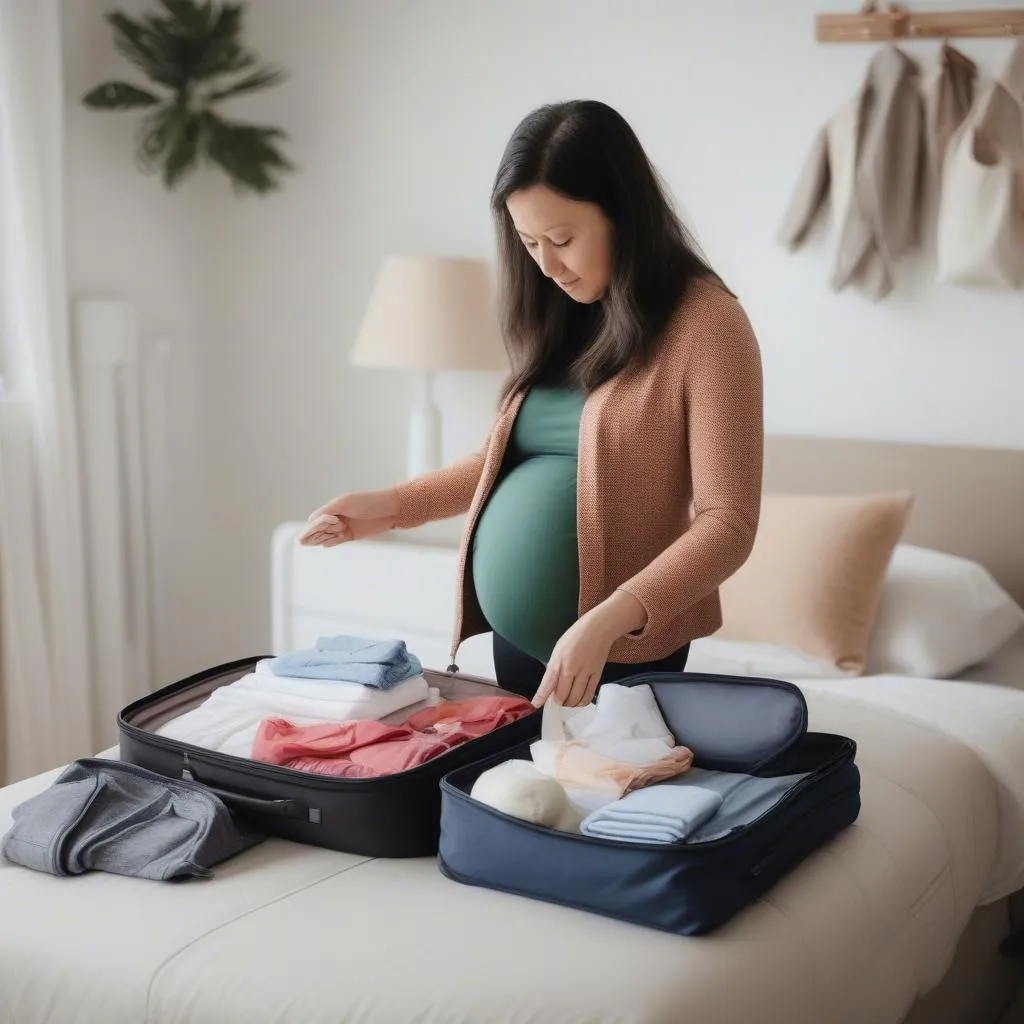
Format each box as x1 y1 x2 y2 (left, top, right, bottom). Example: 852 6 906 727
622 672 808 773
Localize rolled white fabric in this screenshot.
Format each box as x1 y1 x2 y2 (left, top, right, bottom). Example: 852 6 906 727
471 759 583 832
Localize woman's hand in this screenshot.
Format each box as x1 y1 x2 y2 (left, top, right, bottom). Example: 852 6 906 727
532 591 648 708
299 489 399 547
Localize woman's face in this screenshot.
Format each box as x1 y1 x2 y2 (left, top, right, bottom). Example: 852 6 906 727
506 185 613 304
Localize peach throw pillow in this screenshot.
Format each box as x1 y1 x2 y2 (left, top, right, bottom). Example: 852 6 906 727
715 492 914 674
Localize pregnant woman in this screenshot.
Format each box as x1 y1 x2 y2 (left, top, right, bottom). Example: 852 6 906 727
303 99 764 707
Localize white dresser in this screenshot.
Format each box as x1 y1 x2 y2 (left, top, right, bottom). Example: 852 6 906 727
270 522 497 678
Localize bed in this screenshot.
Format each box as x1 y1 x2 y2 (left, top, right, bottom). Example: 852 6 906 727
2 434 1024 1024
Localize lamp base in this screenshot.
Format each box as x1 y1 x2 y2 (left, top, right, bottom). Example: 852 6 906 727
407 372 441 479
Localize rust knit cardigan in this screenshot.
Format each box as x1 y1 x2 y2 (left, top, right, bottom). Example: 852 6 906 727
393 277 764 669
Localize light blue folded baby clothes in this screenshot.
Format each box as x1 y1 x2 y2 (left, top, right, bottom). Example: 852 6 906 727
268 635 423 689
580 783 724 844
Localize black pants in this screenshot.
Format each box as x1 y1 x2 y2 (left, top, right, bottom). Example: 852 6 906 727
492 633 690 701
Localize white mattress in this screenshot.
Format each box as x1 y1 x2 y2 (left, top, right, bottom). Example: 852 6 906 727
1 681 1019 1024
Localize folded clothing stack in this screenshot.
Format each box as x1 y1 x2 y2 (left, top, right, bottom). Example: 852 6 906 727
265 635 422 689
580 782 723 843
156 670 434 759
580 767 813 845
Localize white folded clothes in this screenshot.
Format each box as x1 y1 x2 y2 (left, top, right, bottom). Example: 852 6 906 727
156 673 432 760
532 683 680 779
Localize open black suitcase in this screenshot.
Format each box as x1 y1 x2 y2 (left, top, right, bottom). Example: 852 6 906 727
437 672 860 936
117 656 541 858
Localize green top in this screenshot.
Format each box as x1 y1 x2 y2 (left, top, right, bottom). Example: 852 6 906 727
471 386 586 665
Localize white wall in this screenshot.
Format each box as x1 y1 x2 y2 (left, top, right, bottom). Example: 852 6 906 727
62 0 223 679
64 0 1024 667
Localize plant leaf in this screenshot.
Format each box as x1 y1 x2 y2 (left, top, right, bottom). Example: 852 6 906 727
178 2 252 81
158 0 215 34
82 81 162 110
135 98 191 174
201 112 293 194
205 65 284 103
162 111 202 188
106 11 182 89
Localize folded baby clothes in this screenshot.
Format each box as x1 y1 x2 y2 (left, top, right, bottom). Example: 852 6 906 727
471 759 583 832
530 685 693 798
252 694 535 778
543 741 694 799
266 635 422 688
1 758 262 880
580 782 724 844
562 682 675 749
156 673 432 759
547 683 679 765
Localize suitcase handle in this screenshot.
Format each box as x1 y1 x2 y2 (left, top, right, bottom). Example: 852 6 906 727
181 757 321 823
206 785 311 820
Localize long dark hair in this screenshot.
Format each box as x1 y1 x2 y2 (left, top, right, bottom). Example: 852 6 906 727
491 100 723 398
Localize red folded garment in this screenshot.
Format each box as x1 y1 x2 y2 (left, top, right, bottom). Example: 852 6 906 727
252 695 534 778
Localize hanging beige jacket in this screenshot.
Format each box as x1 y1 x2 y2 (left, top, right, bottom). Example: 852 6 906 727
936 40 1024 289
922 43 978 191
778 46 924 300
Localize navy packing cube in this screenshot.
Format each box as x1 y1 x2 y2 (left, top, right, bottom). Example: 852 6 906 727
437 672 860 935
118 657 540 858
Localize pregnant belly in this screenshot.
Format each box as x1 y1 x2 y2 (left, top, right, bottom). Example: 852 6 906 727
472 455 580 664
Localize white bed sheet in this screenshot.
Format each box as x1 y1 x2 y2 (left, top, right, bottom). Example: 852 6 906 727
0 680 1014 1024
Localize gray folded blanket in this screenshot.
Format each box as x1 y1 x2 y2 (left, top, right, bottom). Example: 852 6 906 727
1 758 264 880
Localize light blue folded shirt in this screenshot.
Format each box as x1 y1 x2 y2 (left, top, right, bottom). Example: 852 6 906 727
268 635 422 689
581 785 724 844
580 767 813 845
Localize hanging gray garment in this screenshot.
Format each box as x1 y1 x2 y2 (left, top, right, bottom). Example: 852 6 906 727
1 758 263 880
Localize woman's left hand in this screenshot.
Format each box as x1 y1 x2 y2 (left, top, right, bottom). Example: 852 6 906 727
532 592 648 708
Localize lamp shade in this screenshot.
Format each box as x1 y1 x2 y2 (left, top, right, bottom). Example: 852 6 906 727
349 255 508 372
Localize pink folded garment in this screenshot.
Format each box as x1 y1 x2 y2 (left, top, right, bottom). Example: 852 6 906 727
551 741 694 798
252 695 535 778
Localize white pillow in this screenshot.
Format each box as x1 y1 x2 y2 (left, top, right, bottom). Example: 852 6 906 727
685 638 850 680
865 544 1024 678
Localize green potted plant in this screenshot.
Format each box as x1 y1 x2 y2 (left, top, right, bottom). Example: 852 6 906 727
83 0 293 195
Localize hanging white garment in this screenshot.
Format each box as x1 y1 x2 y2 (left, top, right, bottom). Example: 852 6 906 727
922 43 978 194
936 40 1024 289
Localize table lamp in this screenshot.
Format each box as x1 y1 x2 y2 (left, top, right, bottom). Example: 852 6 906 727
349 254 509 478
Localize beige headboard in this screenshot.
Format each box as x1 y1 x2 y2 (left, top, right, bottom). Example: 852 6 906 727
764 435 1024 604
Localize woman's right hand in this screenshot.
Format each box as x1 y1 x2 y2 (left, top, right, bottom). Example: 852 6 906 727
299 488 399 547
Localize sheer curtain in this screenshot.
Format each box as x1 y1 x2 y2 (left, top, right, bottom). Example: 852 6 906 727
0 0 95 783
